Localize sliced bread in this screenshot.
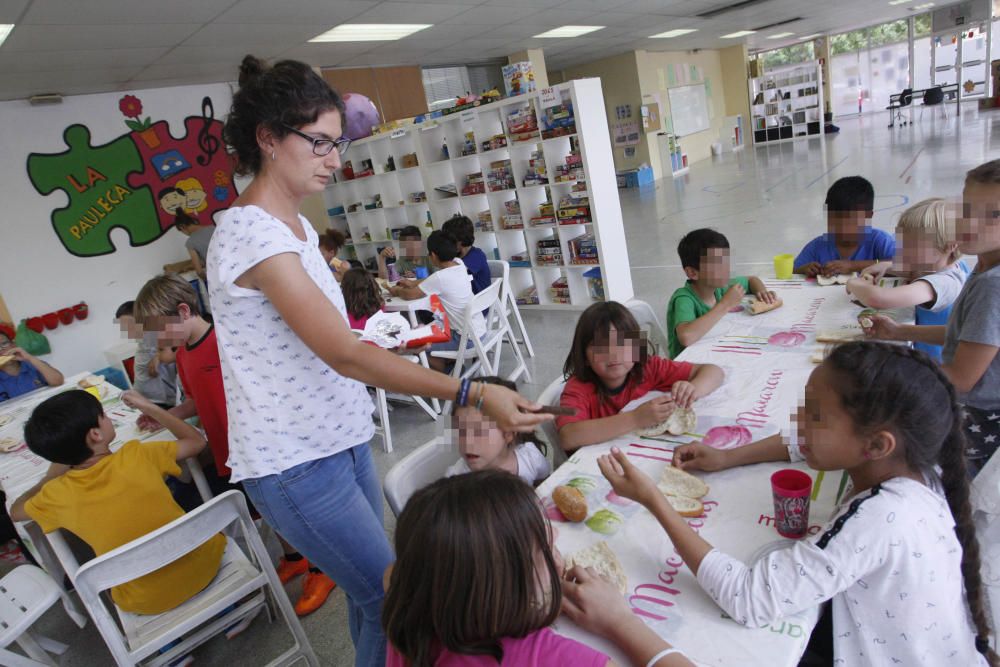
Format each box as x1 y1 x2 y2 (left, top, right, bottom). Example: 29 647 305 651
658 464 709 499
566 541 628 594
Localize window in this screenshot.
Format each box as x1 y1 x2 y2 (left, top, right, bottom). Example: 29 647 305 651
830 29 869 56
869 19 908 47
422 64 505 112
914 13 932 37
759 42 816 68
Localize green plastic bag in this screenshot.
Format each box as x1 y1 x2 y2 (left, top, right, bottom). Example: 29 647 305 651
15 320 51 357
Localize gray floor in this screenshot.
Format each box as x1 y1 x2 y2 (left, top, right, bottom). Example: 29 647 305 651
16 103 1000 665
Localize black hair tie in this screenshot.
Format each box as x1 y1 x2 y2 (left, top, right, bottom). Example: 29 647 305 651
976 636 990 653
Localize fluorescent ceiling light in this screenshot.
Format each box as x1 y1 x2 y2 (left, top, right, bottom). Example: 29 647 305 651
534 25 605 38
799 33 822 40
0 24 13 47
767 32 795 39
309 24 432 42
721 30 756 38
888 0 912 5
650 28 698 38
913 1 934 7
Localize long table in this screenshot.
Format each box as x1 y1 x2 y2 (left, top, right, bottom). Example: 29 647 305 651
542 279 904 666
0 372 211 598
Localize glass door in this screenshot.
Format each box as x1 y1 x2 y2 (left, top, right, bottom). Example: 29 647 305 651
959 23 988 98
932 31 959 87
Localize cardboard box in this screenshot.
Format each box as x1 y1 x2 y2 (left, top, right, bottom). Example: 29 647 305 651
401 153 419 169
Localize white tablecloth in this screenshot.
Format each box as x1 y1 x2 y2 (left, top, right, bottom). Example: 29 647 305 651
542 279 899 666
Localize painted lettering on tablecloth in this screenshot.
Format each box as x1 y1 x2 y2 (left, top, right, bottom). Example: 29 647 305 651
758 513 822 536
721 612 806 638
737 370 785 429
630 501 718 621
790 298 826 333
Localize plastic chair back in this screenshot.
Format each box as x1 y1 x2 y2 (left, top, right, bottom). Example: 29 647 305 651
384 437 457 516
924 86 944 105
899 88 913 106
624 299 669 356
536 377 568 467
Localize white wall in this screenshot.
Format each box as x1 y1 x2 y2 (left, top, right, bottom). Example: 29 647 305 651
0 82 234 377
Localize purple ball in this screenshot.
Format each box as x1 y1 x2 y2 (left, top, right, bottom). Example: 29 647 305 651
341 93 381 140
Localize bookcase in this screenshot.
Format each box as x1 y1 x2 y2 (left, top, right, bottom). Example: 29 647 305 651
322 78 633 309
748 60 824 145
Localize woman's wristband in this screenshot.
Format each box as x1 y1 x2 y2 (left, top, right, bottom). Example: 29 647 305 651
457 378 471 407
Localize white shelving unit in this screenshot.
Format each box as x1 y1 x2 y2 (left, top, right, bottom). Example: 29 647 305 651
721 114 745 153
323 78 633 310
748 60 824 146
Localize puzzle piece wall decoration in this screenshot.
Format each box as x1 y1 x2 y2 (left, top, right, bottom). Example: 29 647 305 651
26 95 236 257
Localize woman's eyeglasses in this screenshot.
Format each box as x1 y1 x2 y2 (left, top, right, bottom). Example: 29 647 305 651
281 124 351 157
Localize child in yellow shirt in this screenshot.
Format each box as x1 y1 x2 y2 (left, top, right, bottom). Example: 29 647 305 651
10 389 224 615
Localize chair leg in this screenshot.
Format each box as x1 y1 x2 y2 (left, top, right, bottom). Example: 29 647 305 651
376 388 392 453
13 631 58 666
507 293 535 357
417 351 441 414
0 645 56 667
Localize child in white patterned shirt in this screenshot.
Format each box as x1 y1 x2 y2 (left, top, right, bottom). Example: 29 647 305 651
597 342 996 667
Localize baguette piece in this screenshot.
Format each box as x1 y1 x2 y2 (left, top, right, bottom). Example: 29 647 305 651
815 329 864 344
747 296 783 315
636 406 696 437
0 354 13 366
664 494 704 517
658 465 709 499
566 541 628 594
552 485 588 522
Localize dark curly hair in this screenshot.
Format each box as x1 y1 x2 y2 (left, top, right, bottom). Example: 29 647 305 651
826 342 998 666
341 268 383 322
224 55 346 176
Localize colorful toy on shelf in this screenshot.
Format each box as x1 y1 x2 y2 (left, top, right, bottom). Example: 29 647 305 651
541 102 576 139
401 153 419 168
557 193 592 225
516 285 539 305
523 150 547 186
475 210 494 232
554 151 584 182
408 191 427 203
462 172 486 196
500 199 523 229
506 106 539 141
529 201 556 227
549 276 571 304
461 132 477 156
481 134 508 152
487 160 515 192
509 254 531 267
583 267 604 300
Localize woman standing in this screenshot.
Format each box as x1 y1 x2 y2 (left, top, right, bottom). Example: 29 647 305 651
209 56 548 666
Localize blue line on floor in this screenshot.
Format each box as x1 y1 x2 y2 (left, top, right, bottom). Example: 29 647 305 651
804 155 850 190
874 194 909 212
764 173 796 192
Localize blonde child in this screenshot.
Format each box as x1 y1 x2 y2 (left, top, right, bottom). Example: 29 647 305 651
383 470 693 667
445 376 551 485
599 342 996 666
846 197 969 360
666 228 774 359
558 302 724 451
866 161 1000 475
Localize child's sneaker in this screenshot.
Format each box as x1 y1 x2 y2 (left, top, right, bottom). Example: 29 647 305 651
294 572 336 616
276 556 309 584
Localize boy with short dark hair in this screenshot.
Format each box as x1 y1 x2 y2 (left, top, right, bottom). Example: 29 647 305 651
794 176 895 277
10 389 224 615
377 225 432 280
666 228 773 359
442 214 491 294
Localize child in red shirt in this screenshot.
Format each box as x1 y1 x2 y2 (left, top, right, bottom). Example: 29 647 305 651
557 302 724 451
134 274 337 617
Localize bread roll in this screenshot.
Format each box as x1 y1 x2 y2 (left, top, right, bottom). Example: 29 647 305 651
566 541 628 594
658 465 709 499
748 297 783 315
552 485 587 522
665 494 704 517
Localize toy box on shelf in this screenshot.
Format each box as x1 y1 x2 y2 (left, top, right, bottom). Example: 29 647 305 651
502 61 536 97
322 78 632 309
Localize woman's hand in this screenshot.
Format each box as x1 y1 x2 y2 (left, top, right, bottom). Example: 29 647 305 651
560 565 632 639
670 381 696 409
598 447 660 506
479 383 551 433
632 395 676 428
672 442 729 472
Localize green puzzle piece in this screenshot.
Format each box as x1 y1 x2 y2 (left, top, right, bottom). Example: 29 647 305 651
27 124 159 257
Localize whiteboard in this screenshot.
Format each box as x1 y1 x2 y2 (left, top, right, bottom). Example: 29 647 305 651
668 83 710 137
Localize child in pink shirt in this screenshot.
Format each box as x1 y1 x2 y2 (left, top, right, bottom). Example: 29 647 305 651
382 471 692 667
341 268 385 331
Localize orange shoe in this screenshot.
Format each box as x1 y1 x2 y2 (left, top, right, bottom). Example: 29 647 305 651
294 571 337 616
276 556 309 584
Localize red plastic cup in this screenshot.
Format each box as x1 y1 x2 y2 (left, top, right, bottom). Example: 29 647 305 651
58 308 74 325
26 317 44 333
42 312 59 330
73 302 88 320
771 469 813 538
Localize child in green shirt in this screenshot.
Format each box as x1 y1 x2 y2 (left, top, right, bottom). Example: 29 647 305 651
666 228 775 358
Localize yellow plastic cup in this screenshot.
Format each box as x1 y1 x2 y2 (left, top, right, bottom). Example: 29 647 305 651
82 385 101 400
773 254 794 280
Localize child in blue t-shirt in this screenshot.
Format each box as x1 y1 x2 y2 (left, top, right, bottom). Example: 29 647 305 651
443 214 491 294
0 329 63 403
794 176 895 278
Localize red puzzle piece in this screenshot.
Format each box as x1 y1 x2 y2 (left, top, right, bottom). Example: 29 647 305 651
125 115 236 232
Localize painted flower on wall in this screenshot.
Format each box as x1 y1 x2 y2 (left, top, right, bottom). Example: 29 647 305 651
119 94 152 132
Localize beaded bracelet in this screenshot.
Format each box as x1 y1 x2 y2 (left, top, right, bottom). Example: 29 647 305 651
475 383 487 411
457 378 471 407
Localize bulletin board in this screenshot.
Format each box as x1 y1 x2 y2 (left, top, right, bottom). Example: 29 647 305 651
667 83 710 137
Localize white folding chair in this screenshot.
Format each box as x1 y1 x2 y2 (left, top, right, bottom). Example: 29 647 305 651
432 279 531 413
383 437 457 517
0 565 85 667
47 491 318 667
487 260 535 358
354 329 440 454
536 377 569 468
625 299 669 356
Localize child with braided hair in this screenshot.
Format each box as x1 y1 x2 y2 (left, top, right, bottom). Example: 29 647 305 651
598 342 997 666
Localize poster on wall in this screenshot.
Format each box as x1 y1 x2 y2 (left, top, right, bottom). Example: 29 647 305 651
26 95 236 257
612 120 641 146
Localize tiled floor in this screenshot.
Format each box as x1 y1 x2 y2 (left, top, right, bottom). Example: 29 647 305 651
19 104 1000 665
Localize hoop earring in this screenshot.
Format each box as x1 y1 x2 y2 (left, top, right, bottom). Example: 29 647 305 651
271 150 276 161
